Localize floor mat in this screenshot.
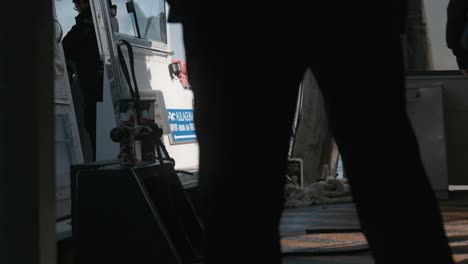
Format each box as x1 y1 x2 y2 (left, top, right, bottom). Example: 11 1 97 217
281 201 468 263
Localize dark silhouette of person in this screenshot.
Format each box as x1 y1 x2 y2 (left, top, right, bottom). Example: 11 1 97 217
62 0 103 161
447 0 468 75
168 1 455 263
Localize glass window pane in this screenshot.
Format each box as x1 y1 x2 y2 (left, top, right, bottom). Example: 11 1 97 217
113 0 139 37
134 0 167 43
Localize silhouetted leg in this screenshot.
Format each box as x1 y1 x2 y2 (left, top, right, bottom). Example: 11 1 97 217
182 15 304 264
453 48 468 70
310 28 454 264
84 100 96 161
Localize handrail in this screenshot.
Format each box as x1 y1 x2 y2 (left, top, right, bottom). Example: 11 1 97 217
116 40 174 55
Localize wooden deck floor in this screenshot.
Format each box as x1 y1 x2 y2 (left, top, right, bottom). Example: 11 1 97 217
280 192 468 264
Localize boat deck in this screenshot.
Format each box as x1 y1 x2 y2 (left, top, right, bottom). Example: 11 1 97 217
280 192 468 264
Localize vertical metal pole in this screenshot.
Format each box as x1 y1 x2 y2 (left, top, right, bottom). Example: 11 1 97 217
89 0 130 110
130 0 142 38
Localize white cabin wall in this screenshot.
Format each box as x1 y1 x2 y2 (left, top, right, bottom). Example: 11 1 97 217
113 47 199 171
147 56 199 171
98 2 198 170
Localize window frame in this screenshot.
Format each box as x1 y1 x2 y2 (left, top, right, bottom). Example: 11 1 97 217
113 0 170 52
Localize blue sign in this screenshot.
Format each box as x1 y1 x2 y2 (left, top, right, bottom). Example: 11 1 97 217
167 109 197 143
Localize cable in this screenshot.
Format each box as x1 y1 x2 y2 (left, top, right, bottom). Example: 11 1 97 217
158 139 176 166
117 45 135 98
155 138 165 166
56 215 71 223
117 39 141 124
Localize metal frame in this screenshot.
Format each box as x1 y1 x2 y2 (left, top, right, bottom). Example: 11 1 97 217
90 0 129 108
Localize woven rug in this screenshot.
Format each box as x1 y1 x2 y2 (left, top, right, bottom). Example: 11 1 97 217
281 203 468 263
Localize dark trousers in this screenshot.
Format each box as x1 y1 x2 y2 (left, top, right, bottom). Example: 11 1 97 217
84 100 96 161
181 9 454 264
452 47 468 69
70 74 97 162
